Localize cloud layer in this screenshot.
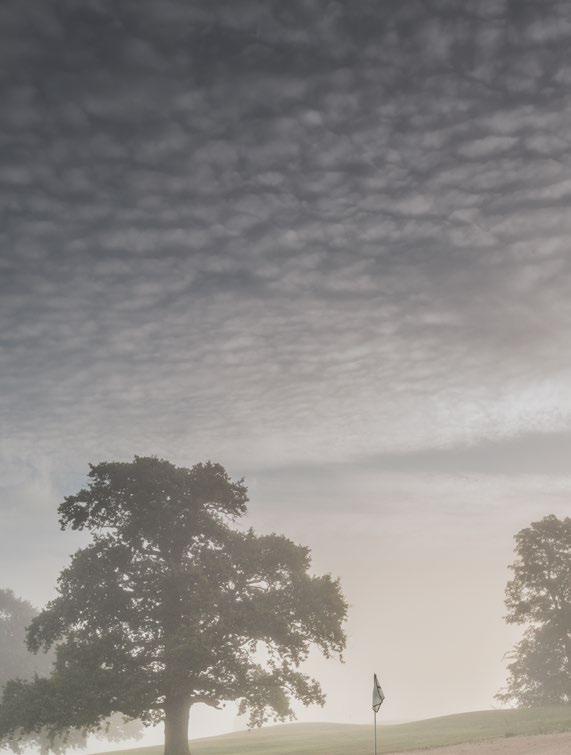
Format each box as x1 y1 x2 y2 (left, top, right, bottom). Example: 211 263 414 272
2 0 571 471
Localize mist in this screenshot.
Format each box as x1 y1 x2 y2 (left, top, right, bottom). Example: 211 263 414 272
1 2 570 754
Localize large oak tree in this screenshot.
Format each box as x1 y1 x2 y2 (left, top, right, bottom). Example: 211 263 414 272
0 458 347 755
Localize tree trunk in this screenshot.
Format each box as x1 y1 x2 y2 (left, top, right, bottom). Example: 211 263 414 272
164 698 191 755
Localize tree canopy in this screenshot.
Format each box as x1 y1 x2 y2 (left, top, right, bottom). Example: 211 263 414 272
497 514 570 707
0 589 142 754
0 457 347 755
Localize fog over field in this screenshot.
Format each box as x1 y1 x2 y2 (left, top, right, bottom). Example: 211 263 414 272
1 1 571 751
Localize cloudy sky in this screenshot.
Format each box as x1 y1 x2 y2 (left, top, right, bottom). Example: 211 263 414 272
2 0 571 749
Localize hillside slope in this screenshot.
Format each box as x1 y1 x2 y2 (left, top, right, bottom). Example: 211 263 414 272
102 705 571 755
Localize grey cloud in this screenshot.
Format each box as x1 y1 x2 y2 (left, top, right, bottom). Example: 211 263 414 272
359 431 571 477
2 1 571 475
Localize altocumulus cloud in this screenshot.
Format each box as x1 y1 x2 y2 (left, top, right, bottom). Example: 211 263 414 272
2 0 571 474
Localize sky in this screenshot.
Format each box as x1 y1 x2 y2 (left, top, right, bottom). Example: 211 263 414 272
1 0 571 750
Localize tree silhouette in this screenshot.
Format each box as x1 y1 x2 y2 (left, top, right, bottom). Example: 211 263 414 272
0 589 142 754
497 515 570 706
0 457 347 755
0 590 53 689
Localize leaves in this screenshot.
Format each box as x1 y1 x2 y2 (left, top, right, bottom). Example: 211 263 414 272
498 515 571 707
0 457 347 746
0 590 53 690
0 589 144 752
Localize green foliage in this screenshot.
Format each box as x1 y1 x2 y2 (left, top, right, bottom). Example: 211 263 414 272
0 590 65 753
0 590 53 689
0 589 142 754
497 515 571 707
0 458 347 755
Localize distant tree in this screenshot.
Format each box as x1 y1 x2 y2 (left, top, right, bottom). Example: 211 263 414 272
0 590 53 689
0 589 142 754
0 457 347 755
497 515 571 707
0 589 68 754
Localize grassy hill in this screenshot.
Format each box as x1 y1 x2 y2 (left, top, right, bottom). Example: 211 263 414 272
103 704 571 754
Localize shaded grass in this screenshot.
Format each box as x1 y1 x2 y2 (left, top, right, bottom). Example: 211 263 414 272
102 704 571 755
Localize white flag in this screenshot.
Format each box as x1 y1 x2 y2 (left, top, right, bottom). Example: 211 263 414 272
372 673 385 712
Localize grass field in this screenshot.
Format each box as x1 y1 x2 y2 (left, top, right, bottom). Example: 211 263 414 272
103 704 571 755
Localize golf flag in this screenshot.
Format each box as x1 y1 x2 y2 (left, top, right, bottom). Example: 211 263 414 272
372 673 385 712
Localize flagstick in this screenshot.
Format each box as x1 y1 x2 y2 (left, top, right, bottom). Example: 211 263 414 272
372 672 384 755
